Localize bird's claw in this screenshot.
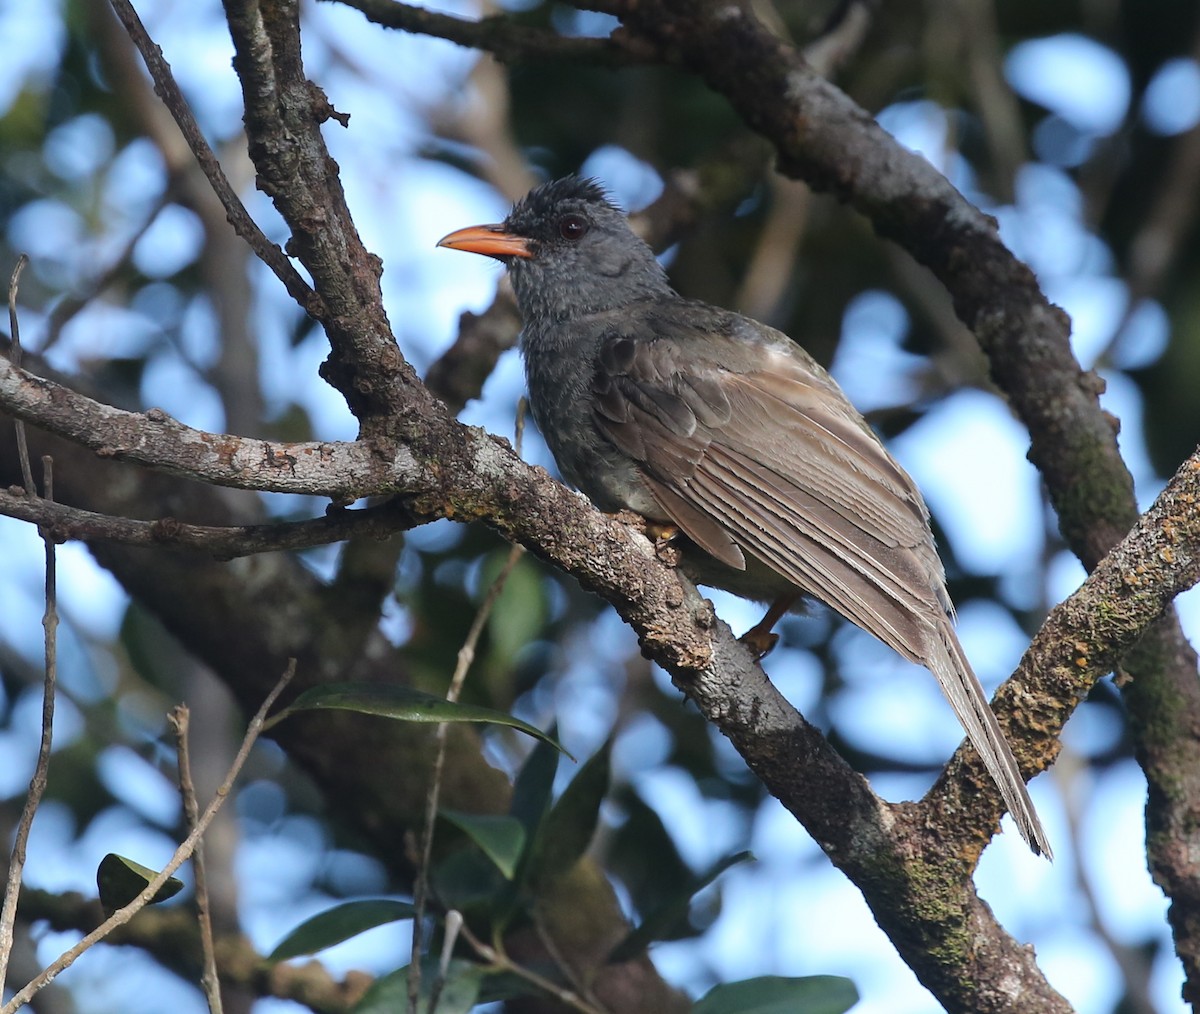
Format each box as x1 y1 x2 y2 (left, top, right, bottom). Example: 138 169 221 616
739 627 779 659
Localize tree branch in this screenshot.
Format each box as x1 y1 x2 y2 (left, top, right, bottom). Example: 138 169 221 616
220 0 425 433
329 0 649 65
106 0 317 315
0 485 419 558
15 886 369 1013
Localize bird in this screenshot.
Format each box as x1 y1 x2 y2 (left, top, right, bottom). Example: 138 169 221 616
438 175 1052 858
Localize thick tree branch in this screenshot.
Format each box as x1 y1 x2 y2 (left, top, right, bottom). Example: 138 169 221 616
221 0 425 433
0 353 396 495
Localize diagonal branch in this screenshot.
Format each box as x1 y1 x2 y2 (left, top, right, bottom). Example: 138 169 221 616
106 0 317 315
221 0 426 432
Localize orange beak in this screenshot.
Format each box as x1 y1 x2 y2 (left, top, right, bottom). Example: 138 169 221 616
436 224 534 260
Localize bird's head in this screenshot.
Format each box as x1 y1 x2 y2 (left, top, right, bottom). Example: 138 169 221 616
438 176 670 321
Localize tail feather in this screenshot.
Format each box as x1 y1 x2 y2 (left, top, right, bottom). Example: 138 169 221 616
927 621 1053 859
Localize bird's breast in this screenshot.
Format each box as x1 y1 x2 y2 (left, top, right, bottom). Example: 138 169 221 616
522 330 662 519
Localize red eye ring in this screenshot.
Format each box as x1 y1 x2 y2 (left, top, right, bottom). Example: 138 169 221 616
559 214 589 240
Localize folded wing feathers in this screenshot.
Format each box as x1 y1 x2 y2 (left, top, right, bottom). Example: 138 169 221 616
589 338 1050 855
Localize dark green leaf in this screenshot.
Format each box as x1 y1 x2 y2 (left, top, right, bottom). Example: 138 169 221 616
527 737 612 887
268 899 416 961
441 809 526 880
476 970 545 1004
509 734 560 836
492 737 561 930
267 682 568 755
609 850 754 964
353 959 483 1014
96 853 183 916
692 975 858 1014
432 846 507 914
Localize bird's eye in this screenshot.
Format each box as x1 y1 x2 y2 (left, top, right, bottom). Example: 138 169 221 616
558 214 589 241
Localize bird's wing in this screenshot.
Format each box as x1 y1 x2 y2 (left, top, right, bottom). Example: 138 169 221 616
590 316 1053 857
590 323 944 662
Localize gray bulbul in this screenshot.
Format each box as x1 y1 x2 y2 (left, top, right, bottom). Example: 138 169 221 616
439 176 1051 857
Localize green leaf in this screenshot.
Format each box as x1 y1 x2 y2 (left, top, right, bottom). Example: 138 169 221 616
353 959 483 1014
268 899 416 961
431 848 507 914
441 809 526 880
509 735 559 836
491 737 560 931
527 737 612 888
482 552 546 667
609 850 754 964
266 682 569 755
96 853 183 916
692 975 858 1014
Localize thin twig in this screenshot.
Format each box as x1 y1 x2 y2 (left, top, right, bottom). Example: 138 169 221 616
170 706 223 1014
535 917 608 1012
6 256 35 495
1 661 296 1013
105 0 318 314
410 404 529 1014
331 0 648 65
0 488 424 559
457 921 604 1014
0 452 56 993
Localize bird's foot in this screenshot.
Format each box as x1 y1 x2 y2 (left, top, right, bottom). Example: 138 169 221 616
645 520 679 543
740 594 800 660
647 522 682 565
614 513 682 564
739 625 779 659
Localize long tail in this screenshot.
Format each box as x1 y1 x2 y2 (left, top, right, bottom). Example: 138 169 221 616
927 621 1053 858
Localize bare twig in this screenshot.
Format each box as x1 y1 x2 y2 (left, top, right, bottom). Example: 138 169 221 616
6 256 35 495
1 661 296 1012
330 0 649 65
170 706 223 1014
802 0 876 77
0 487 423 558
105 0 318 315
410 404 529 1013
17 884 372 1009
0 451 57 993
457 920 604 1014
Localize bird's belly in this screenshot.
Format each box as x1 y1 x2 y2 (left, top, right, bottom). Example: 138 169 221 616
557 442 663 518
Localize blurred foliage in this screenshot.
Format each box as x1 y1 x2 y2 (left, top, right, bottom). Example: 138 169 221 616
0 0 1198 1010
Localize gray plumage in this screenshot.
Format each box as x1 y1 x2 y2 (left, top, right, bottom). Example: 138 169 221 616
439 176 1052 858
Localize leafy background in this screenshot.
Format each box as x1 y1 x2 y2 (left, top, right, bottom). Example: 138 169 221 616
1 0 1199 1011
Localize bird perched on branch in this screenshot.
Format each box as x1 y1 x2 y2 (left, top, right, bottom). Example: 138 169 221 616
439 176 1051 857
